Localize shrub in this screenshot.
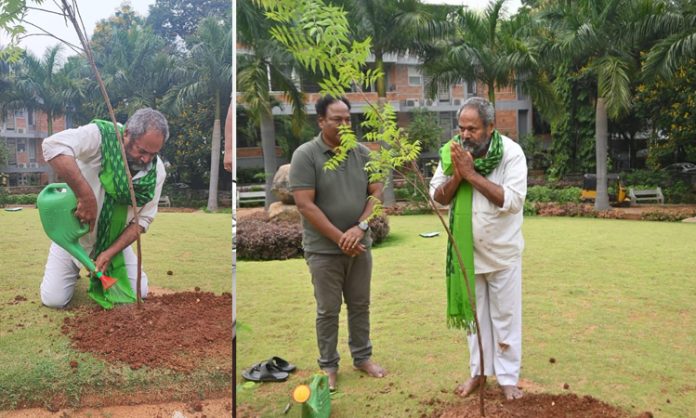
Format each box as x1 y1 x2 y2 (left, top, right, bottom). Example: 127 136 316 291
535 202 595 217
641 209 696 222
236 213 391 260
526 186 581 204
621 169 668 188
236 214 303 261
663 180 696 204
523 200 537 216
3 194 38 205
237 168 266 184
368 215 390 245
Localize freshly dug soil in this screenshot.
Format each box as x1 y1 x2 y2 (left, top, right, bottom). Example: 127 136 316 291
431 386 651 418
61 290 232 372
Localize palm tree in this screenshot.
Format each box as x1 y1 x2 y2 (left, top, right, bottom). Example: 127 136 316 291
343 0 447 97
237 0 305 209
88 13 181 120
419 0 543 106
641 1 696 78
171 16 232 212
15 45 81 136
538 0 661 210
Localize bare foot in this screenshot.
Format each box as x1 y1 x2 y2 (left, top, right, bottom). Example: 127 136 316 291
501 385 523 400
354 360 387 378
454 376 486 397
325 370 337 391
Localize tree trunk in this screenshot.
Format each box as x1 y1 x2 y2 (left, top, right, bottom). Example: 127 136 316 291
487 81 496 105
594 97 610 211
375 51 385 97
207 97 222 212
260 106 277 209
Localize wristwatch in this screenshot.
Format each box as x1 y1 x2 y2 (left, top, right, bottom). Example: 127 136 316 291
357 220 369 232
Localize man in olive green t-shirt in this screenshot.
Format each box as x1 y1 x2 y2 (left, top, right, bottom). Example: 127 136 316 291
289 95 386 391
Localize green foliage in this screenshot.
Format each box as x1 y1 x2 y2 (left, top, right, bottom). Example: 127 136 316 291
0 0 46 62
274 115 316 159
620 169 695 204
2 193 38 205
146 0 231 47
547 68 596 179
663 180 696 204
621 169 669 188
406 108 443 152
161 101 215 188
518 134 550 171
526 185 581 204
634 59 696 168
236 168 266 184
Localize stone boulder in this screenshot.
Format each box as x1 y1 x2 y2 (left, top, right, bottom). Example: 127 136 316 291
268 201 301 223
272 164 294 204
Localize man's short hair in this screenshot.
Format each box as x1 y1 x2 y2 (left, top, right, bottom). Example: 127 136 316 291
126 108 169 142
315 95 351 117
457 97 495 127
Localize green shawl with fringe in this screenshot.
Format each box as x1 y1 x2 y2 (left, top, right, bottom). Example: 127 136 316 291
440 130 503 332
88 119 157 309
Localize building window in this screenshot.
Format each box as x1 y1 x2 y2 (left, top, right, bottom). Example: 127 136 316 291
6 138 17 165
28 138 37 162
466 80 476 97
27 109 34 126
408 65 422 86
518 109 529 137
516 82 528 100
5 112 15 130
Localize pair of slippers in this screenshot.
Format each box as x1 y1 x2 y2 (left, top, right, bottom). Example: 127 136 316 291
242 356 297 382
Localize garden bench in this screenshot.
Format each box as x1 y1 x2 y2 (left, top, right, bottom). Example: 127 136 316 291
628 187 664 205
158 195 171 207
237 186 266 206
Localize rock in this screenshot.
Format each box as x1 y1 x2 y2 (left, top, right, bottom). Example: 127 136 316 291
682 217 696 223
268 201 301 223
272 164 294 204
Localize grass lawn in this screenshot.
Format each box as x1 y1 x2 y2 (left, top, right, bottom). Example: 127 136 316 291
0 208 232 410
236 214 696 417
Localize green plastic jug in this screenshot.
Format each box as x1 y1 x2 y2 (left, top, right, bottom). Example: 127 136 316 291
301 374 331 418
37 183 116 290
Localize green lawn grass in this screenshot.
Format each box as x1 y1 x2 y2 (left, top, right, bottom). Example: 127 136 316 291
237 215 696 417
0 208 232 410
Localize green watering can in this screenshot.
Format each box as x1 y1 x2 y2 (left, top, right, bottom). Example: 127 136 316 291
292 374 331 418
37 183 117 291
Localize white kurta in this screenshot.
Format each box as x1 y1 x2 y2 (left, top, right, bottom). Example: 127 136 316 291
429 135 527 274
429 134 527 385
40 123 166 308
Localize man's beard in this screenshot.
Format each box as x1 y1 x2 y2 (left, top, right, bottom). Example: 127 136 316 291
127 156 148 172
461 136 491 158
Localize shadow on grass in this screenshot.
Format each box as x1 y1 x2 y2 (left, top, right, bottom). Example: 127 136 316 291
373 231 410 249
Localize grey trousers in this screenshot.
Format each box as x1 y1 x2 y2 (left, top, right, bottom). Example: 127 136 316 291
305 250 373 371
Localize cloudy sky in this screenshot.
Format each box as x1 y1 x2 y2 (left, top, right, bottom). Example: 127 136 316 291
421 0 522 12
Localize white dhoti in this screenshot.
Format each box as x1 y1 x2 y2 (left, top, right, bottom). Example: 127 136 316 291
40 242 149 308
467 260 522 386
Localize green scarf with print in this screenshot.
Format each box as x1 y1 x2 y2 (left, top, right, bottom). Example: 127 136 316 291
88 119 157 309
440 130 503 332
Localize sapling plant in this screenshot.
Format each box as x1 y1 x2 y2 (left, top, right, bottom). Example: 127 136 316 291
254 0 487 414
